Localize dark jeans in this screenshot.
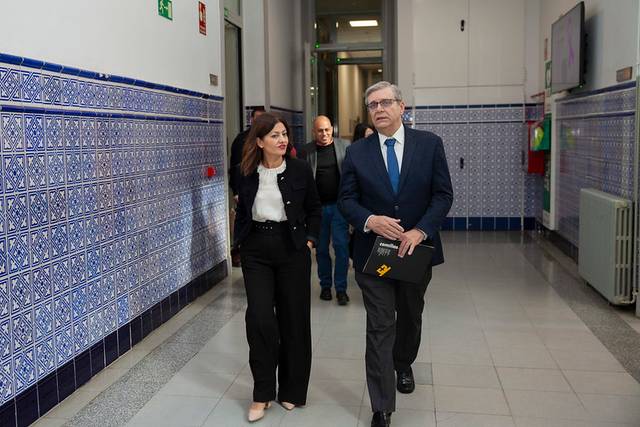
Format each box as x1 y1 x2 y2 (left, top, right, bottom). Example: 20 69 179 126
240 225 312 404
316 203 349 292
355 268 432 412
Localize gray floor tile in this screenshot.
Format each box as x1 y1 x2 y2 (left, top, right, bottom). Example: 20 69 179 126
43 231 640 427
436 412 516 427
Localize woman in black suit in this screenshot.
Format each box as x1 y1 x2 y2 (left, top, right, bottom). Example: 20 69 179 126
234 112 321 422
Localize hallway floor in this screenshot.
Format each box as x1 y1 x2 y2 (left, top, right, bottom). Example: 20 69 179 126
33 232 640 427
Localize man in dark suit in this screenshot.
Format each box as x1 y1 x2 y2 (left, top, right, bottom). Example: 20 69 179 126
302 116 350 305
338 82 453 427
229 107 264 266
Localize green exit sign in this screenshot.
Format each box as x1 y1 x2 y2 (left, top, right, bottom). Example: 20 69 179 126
158 0 173 20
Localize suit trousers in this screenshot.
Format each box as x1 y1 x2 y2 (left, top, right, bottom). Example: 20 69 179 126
240 225 312 404
355 268 432 412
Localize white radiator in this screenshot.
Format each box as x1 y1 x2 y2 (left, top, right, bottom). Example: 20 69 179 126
579 189 635 305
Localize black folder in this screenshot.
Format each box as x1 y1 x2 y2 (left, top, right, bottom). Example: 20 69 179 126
362 236 434 284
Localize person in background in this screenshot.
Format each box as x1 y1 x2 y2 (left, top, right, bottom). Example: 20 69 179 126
348 123 375 259
229 107 265 267
338 81 453 427
302 115 351 305
234 112 321 422
352 122 374 143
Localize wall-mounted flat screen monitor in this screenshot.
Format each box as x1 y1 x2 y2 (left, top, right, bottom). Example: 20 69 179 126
551 2 585 93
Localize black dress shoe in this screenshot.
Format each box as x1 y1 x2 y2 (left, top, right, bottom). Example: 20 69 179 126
396 368 415 394
320 288 332 301
371 411 392 427
336 291 349 305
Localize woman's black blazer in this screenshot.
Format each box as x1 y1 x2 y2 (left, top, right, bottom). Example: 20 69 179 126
233 157 322 250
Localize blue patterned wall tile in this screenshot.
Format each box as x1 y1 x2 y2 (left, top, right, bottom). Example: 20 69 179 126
0 58 227 401
88 311 103 344
0 239 5 280
8 234 29 275
81 152 97 182
26 154 47 189
12 309 34 353
28 191 48 228
29 228 50 267
21 72 42 104
2 114 24 151
0 356 13 404
69 253 86 288
13 347 36 393
33 301 53 343
86 249 101 281
54 326 73 367
4 155 27 193
45 116 63 150
101 242 114 274
0 67 20 100
87 280 102 313
104 303 116 334
556 85 636 245
53 291 71 330
0 318 10 360
72 317 89 353
34 337 54 380
43 74 61 105
24 115 45 152
0 280 8 319
31 266 51 304
0 197 5 236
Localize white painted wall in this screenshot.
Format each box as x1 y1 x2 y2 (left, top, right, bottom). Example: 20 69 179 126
397 0 540 106
525 0 543 98
242 0 267 106
0 0 223 96
396 0 414 106
266 0 303 110
540 0 639 93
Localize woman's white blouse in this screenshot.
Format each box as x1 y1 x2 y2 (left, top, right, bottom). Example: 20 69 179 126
252 160 288 222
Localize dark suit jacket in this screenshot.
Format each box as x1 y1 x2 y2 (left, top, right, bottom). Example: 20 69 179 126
338 127 453 272
234 157 322 250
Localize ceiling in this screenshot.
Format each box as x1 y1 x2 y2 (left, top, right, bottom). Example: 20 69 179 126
316 0 381 15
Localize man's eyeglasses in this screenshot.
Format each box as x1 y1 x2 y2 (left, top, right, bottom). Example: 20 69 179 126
366 99 399 111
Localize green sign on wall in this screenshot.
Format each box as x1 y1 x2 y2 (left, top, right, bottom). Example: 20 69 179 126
158 0 173 20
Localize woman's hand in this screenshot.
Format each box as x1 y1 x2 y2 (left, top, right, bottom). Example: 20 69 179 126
306 241 314 250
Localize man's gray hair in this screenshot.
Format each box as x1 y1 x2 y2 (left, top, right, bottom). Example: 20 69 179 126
364 81 403 102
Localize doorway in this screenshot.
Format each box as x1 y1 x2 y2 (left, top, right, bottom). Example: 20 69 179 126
224 20 242 165
306 0 392 140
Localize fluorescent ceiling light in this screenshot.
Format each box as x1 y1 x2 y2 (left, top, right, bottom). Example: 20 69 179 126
349 19 378 27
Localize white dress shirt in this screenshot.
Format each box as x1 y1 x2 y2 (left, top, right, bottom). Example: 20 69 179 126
252 161 288 222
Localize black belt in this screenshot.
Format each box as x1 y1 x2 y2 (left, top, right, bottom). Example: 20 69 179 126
252 220 289 233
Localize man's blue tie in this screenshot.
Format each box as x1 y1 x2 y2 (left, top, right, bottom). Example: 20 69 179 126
384 138 400 194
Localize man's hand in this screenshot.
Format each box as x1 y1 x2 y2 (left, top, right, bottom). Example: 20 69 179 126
307 240 314 250
367 215 404 240
397 229 425 258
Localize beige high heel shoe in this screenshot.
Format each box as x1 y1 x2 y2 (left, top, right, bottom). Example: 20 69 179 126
279 401 295 411
247 401 271 422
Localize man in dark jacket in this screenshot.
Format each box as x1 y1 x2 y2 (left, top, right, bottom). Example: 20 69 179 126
303 116 350 305
338 82 453 427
